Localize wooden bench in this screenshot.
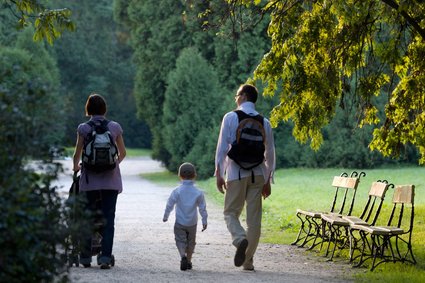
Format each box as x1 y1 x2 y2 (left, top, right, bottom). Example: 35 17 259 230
291 172 365 251
349 185 416 270
321 181 391 260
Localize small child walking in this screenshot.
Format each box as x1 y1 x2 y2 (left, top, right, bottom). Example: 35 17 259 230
163 162 208 271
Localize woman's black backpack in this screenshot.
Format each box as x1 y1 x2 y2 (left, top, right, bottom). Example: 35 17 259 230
82 120 118 172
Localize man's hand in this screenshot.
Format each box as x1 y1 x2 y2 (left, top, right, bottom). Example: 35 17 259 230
216 175 227 194
262 181 271 199
202 224 207 232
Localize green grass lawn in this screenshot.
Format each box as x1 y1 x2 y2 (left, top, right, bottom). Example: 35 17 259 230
142 166 425 282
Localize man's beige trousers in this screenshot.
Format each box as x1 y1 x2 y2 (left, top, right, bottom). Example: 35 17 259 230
224 175 264 265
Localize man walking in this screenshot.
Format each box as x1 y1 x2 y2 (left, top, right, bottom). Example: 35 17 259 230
215 84 275 271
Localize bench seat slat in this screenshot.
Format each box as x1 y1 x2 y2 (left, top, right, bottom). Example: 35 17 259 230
321 214 350 226
296 209 322 218
343 216 368 226
351 224 404 235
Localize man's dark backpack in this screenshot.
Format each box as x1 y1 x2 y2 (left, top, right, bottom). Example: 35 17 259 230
227 110 266 170
82 120 118 173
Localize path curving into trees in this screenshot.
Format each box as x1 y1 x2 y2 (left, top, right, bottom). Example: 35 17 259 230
56 157 358 283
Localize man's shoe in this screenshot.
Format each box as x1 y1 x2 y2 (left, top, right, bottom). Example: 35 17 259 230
100 263 111 269
187 262 192 270
234 239 248 267
83 263 91 268
243 257 254 271
180 256 188 271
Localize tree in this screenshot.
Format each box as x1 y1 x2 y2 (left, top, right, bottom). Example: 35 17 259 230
231 0 425 163
0 45 70 282
114 0 192 163
162 47 224 178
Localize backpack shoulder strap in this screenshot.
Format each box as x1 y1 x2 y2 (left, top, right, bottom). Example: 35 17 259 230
100 119 110 129
86 119 109 126
86 119 110 133
234 110 264 124
234 110 249 122
255 114 264 124
86 120 96 127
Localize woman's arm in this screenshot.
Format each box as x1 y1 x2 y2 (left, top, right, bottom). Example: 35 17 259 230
115 134 127 163
72 133 84 172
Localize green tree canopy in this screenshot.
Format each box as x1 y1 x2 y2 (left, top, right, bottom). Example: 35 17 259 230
231 0 425 163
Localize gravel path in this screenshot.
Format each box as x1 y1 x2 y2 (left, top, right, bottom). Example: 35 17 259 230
55 157 358 283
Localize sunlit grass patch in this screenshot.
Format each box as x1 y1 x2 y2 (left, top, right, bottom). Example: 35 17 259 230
139 171 177 187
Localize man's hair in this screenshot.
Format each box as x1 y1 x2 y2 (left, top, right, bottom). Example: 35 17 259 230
85 93 107 116
238 84 258 103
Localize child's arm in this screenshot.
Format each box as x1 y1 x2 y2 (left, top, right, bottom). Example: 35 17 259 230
198 193 208 231
163 190 177 222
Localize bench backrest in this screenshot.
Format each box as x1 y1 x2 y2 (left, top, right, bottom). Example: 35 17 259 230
330 172 364 216
387 185 415 232
359 181 391 225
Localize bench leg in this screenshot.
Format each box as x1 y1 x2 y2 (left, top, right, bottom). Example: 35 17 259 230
306 217 322 250
291 213 308 246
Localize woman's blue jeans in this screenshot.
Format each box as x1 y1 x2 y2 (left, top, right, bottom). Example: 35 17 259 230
80 189 118 265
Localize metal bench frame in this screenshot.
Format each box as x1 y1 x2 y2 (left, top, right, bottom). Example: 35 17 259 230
319 175 372 260
291 171 365 251
346 181 392 263
349 185 416 271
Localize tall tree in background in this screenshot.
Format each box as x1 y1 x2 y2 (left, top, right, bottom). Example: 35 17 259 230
162 47 224 177
14 28 65 147
232 0 425 162
115 0 192 164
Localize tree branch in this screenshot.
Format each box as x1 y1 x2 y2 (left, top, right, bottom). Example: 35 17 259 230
380 0 425 40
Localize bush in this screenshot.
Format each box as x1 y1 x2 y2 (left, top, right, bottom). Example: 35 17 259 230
0 164 70 282
0 42 78 282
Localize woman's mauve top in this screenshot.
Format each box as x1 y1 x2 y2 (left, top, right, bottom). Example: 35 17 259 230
77 115 123 193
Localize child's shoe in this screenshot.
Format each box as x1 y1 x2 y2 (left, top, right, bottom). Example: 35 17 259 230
180 256 188 271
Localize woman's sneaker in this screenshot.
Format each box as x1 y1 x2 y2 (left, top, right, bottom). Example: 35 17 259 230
100 263 111 269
